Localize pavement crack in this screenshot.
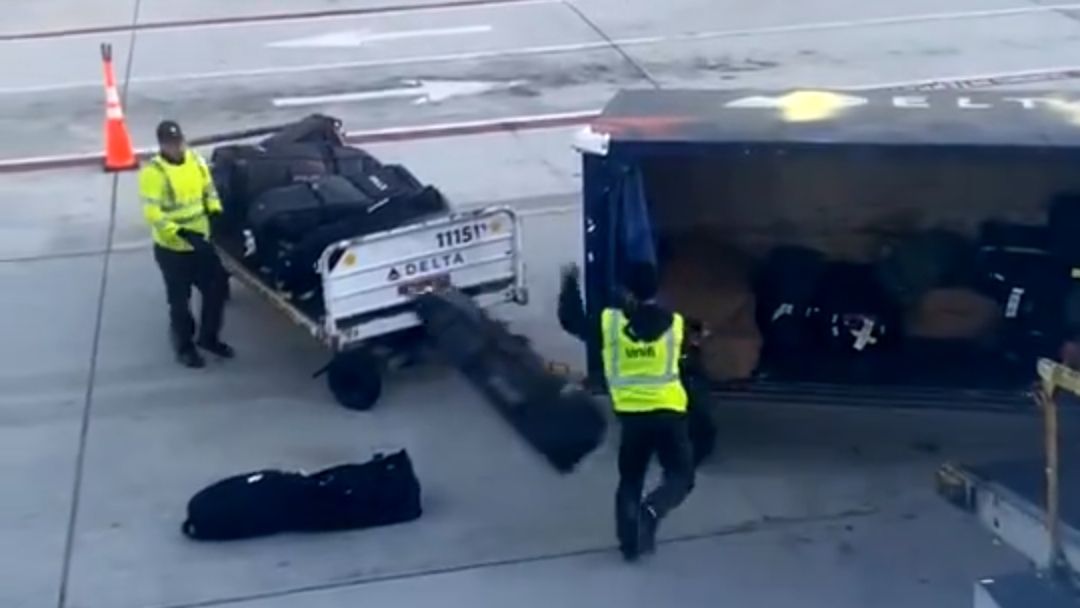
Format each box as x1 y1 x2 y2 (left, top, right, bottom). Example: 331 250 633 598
55 1 142 606
148 508 878 608
559 0 661 89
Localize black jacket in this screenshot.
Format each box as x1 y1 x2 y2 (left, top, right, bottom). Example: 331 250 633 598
556 273 704 376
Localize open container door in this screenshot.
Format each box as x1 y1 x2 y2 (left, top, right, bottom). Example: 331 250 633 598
576 89 1080 412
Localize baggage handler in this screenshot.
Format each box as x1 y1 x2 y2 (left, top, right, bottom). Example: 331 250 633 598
558 262 696 561
139 120 234 368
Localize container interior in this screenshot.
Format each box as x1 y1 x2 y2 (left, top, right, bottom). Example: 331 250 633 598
640 147 1080 392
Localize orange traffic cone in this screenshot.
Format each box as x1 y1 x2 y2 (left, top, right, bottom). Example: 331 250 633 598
100 43 138 172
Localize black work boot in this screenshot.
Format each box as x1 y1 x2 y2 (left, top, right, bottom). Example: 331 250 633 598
617 500 641 562
197 338 235 359
177 345 206 369
637 504 659 556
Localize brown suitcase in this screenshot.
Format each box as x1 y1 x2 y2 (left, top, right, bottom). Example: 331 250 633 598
905 288 1002 341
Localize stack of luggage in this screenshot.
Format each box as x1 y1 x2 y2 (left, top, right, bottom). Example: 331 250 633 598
210 114 451 305
658 192 1080 388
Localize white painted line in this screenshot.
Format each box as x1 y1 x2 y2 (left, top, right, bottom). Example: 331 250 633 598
345 109 600 139
0 0 556 41
267 25 493 48
272 79 524 107
4 3 1080 96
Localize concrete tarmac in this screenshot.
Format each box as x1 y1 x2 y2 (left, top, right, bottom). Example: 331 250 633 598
2 0 1076 606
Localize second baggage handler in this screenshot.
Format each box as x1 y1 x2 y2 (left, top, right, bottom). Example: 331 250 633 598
558 262 695 562
140 120 234 369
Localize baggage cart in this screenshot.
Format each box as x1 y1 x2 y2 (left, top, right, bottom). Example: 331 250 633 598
214 205 528 411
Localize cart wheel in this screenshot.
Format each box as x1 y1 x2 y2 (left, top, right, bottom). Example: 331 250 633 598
326 350 383 411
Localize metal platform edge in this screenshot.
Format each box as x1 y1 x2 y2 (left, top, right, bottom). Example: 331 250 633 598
937 462 1080 573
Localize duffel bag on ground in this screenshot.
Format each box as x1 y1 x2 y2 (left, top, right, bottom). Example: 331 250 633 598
248 175 374 244
415 289 607 473
182 450 422 541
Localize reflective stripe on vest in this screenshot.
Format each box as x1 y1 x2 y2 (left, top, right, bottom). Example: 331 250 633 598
601 308 688 413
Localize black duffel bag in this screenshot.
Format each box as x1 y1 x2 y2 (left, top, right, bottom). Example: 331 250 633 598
415 289 607 473
182 450 422 541
275 185 451 295
262 114 345 148
248 175 374 244
212 142 331 234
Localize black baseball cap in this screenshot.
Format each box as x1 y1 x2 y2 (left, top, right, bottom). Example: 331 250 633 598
156 120 184 144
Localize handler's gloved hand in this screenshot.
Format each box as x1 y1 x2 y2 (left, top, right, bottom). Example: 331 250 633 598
177 229 213 256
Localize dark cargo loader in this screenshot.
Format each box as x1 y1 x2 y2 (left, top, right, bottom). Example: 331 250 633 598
574 88 1080 413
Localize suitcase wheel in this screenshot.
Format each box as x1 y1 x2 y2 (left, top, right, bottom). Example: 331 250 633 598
326 349 383 411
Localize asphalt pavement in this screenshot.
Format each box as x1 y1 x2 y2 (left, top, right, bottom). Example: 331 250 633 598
3 0 1078 606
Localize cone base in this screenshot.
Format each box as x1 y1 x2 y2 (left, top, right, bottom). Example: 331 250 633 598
103 159 140 172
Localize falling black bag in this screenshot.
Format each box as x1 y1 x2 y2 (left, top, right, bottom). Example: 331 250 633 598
182 450 422 541
415 289 607 473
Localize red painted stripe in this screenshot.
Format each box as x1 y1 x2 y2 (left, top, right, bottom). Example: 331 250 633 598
0 111 598 174
0 0 540 42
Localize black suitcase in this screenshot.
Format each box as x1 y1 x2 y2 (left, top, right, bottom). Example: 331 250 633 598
414 289 607 473
345 162 424 205
248 175 374 244
975 230 1069 361
1049 193 1080 268
327 145 383 182
275 185 451 295
809 262 901 383
182 450 422 541
212 143 331 231
876 229 977 307
754 246 826 365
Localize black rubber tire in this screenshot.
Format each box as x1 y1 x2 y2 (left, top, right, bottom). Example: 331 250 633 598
326 350 383 411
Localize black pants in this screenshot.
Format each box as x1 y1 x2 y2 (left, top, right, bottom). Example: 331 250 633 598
615 410 695 543
153 245 227 350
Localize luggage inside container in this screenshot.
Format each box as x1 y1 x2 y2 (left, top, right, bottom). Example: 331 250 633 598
579 89 1080 409
643 147 1080 397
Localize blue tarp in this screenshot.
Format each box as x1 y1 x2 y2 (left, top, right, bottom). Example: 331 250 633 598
616 162 657 271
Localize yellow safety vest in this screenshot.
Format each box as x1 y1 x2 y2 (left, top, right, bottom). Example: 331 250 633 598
601 308 688 414
139 150 222 252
